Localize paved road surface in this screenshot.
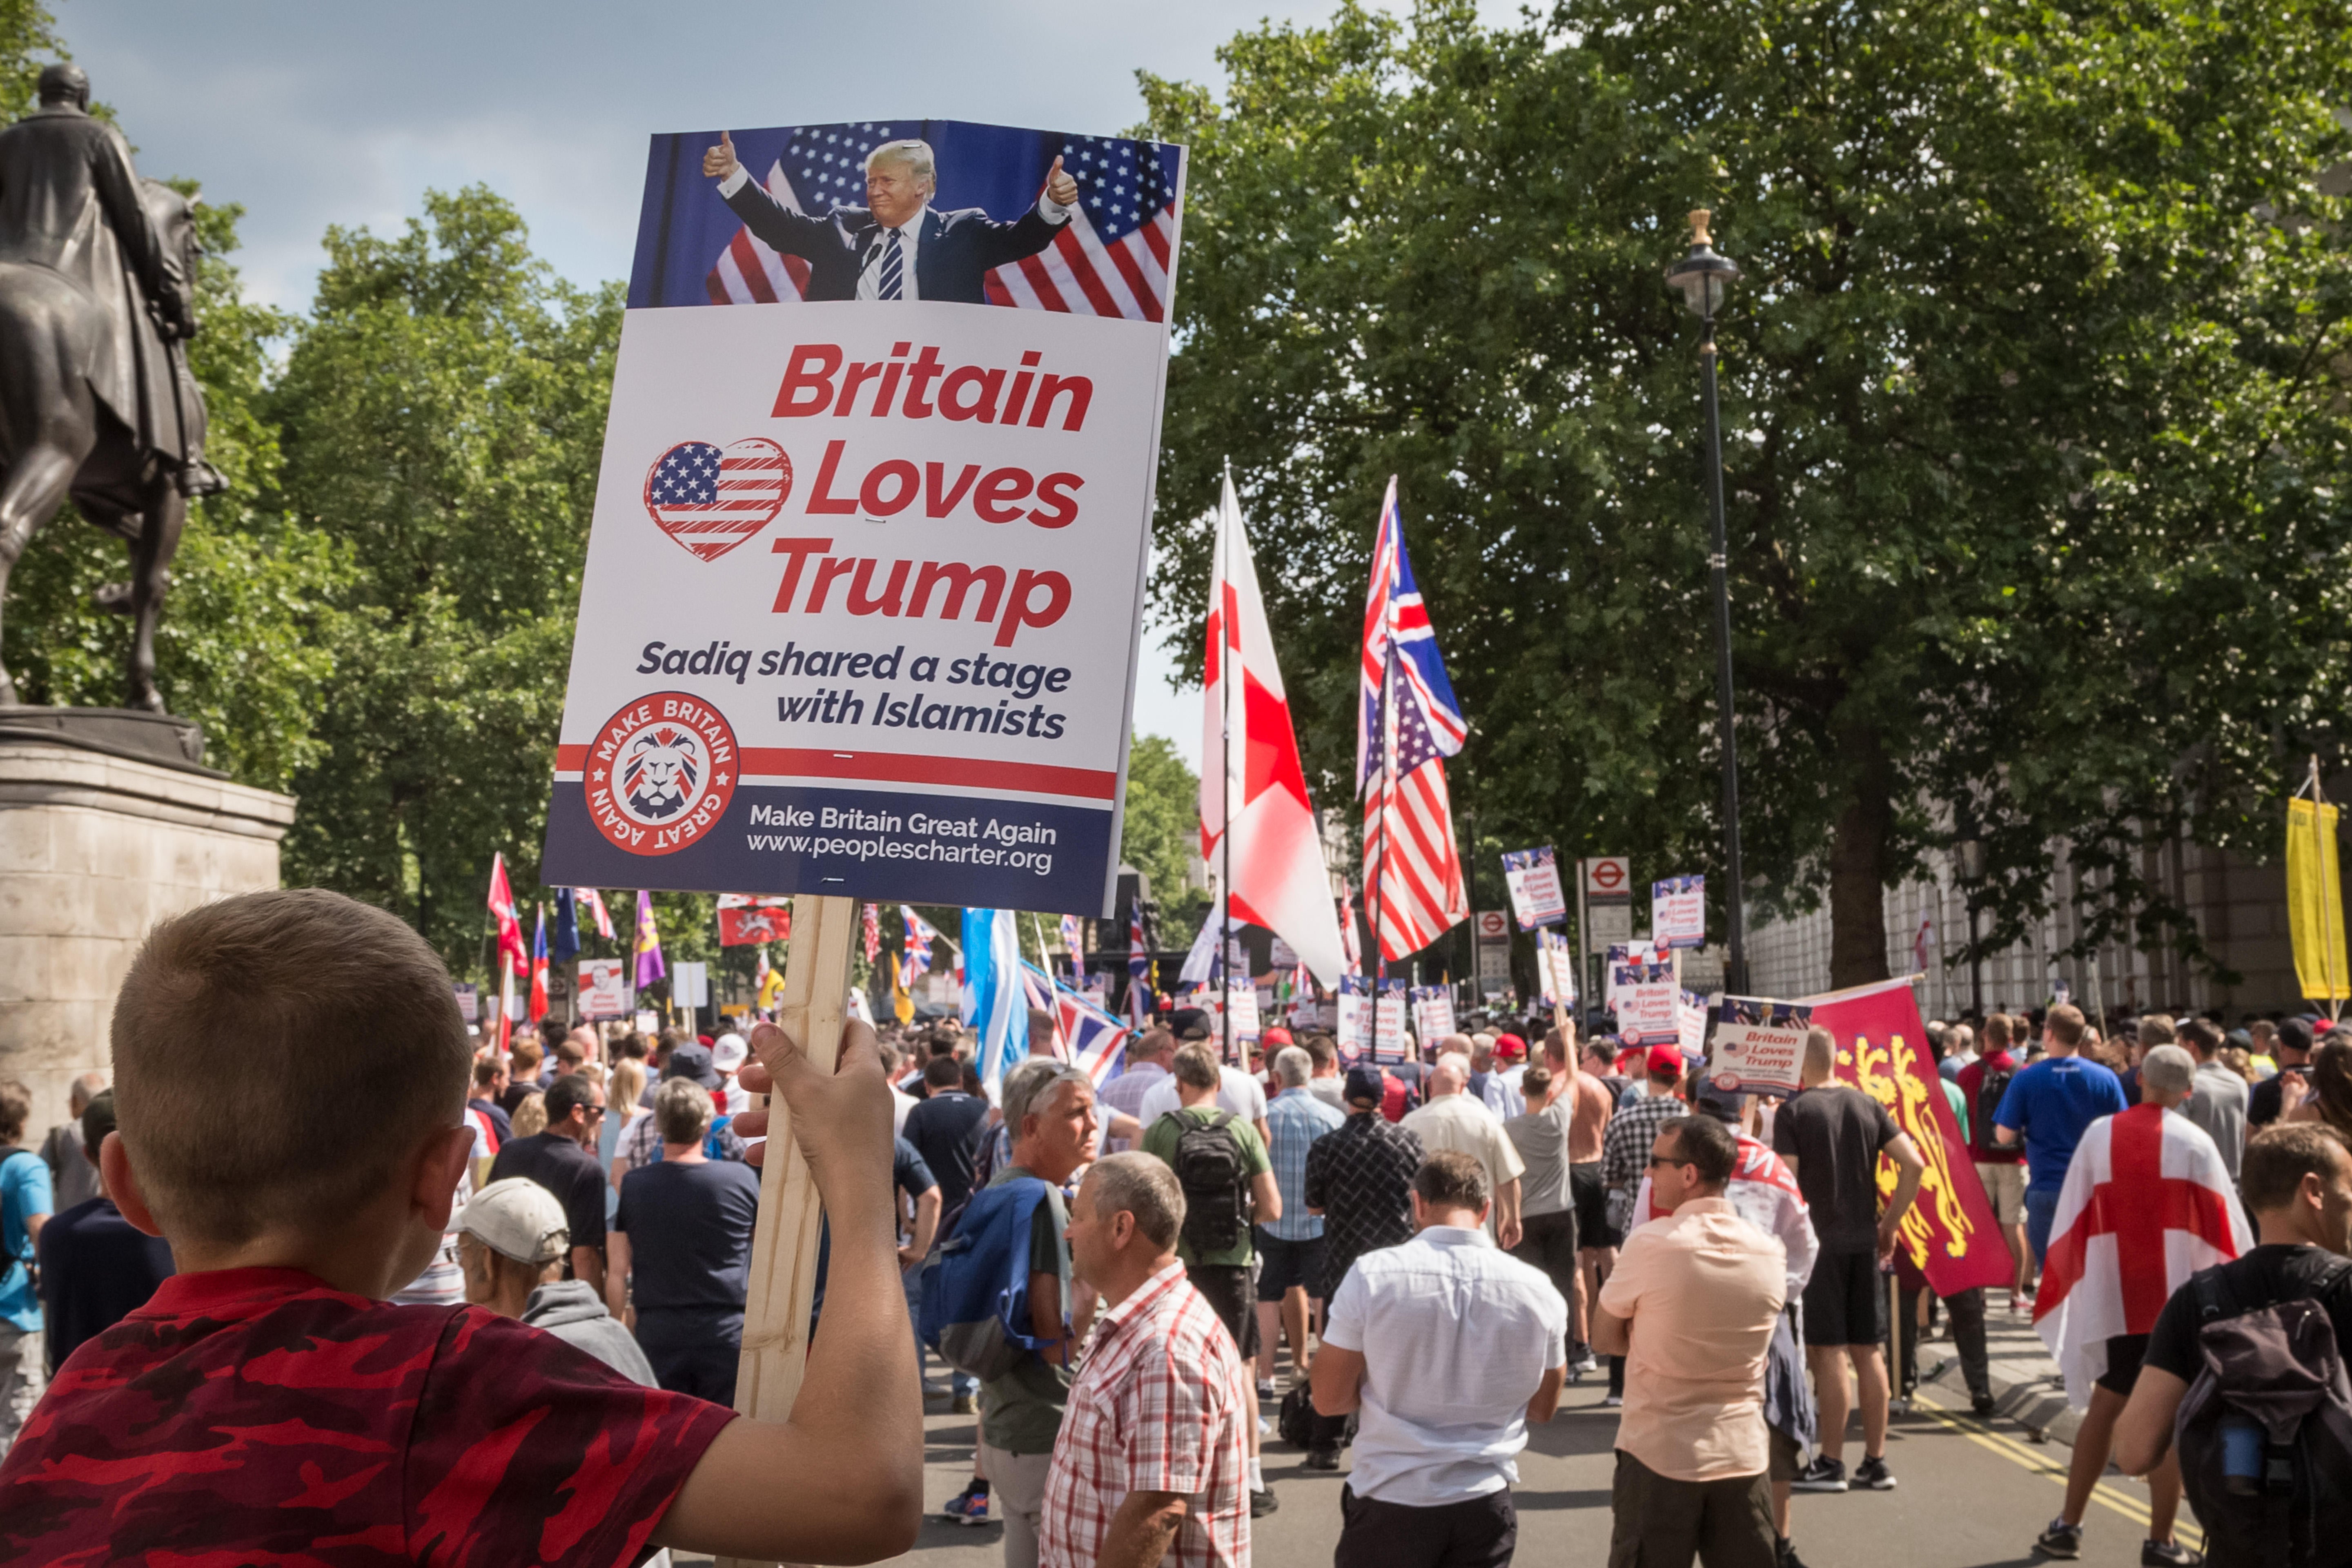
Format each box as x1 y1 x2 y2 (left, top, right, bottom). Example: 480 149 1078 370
860 1373 2198 1568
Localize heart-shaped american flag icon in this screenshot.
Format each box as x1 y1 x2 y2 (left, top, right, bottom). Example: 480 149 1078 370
642 437 793 560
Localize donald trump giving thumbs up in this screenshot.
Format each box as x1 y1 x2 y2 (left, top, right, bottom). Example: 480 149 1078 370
704 130 1080 305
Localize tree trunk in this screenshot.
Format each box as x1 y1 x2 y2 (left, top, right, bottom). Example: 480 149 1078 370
1829 724 1895 990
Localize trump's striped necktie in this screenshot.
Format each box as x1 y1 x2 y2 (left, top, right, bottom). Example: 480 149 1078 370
877 229 904 301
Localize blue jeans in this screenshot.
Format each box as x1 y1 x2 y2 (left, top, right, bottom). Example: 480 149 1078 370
904 1260 974 1397
2026 1187 2063 1267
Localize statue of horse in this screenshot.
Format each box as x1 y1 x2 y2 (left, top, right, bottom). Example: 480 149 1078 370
0 176 218 713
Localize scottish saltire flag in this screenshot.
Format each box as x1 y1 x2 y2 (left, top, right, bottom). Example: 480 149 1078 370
962 907 1022 1087
631 120 1180 323
634 890 666 990
1357 478 1470 961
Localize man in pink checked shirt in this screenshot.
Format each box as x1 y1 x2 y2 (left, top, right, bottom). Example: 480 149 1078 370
1040 1152 1252 1568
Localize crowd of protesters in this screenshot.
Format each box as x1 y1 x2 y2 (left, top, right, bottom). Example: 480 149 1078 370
4 891 2352 1567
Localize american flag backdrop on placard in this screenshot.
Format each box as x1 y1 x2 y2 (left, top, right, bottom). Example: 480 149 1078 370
1357 477 1470 962
628 120 1182 321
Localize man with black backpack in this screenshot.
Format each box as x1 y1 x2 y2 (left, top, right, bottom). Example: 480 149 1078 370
1144 1042 1284 1519
2116 1123 2352 1568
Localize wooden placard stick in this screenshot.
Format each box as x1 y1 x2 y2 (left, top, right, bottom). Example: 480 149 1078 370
717 891 855 1568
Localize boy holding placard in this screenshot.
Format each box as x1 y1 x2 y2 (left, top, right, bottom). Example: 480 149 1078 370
0 889 921 1566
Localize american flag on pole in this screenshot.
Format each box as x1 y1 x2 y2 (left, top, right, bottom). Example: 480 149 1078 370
1357 478 1470 962
680 121 1181 322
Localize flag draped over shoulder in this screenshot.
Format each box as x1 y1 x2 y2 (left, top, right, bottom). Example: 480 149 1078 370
1356 478 1468 962
962 908 1022 1088
2034 1102 2252 1409
1200 474 1348 985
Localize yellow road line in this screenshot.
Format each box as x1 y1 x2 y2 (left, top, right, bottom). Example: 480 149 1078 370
1907 1388 2204 1551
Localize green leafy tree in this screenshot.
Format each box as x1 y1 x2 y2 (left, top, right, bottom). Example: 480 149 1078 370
1120 733 1208 949
1143 0 2352 989
272 188 621 971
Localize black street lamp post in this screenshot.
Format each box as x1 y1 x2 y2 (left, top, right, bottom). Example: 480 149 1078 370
1667 209 1746 995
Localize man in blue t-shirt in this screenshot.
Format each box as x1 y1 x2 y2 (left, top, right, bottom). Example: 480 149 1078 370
1992 1004 2127 1268
0 1080 55 1461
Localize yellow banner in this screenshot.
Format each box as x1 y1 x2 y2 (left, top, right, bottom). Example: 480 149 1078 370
2288 797 2349 1002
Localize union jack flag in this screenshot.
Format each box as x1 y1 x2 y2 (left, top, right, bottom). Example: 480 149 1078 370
1020 961 1129 1088
1126 904 1152 1026
679 121 1182 322
1357 477 1469 962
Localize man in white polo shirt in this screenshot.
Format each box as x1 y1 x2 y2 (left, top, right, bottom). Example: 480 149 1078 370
1310 1150 1567 1568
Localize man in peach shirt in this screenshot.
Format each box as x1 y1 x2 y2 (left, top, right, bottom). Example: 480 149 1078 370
1595 1113 1786 1568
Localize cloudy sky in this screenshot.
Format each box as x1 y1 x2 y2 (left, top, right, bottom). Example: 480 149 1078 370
53 0 1523 764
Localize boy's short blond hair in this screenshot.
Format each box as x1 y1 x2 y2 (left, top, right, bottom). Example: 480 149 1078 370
112 889 472 1246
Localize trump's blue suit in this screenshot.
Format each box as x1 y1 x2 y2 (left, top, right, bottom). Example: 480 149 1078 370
719 179 1067 305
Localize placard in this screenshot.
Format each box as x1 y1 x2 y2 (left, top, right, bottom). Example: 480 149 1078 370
673 960 710 1008
1708 996 1813 1098
1501 846 1569 929
1537 929 1579 1007
634 1009 662 1035
1269 935 1298 969
1411 985 1457 1043
1652 874 1706 949
1614 962 1681 1045
1225 984 1261 1042
1336 975 1372 1059
1677 994 1708 1057
452 983 479 1025
1373 979 1410 1061
541 118 1188 918
576 958 630 1020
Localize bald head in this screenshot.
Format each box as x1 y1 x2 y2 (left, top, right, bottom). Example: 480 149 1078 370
1430 1056 1470 1096
68 1071 107 1115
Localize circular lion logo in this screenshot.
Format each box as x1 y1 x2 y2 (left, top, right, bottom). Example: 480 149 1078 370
584 693 738 856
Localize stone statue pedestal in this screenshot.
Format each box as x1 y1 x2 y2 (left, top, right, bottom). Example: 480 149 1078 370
0 710 294 1139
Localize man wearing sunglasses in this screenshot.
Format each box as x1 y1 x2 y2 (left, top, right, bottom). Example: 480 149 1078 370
1596 1114 1787 1568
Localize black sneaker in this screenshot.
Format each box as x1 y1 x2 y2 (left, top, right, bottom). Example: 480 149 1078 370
2033 1518 2083 1559
1778 1539 1811 1568
1303 1447 1341 1471
1854 1454 1895 1490
1789 1456 1848 1493
2140 1543 2201 1567
1972 1392 1998 1418
1250 1488 1281 1518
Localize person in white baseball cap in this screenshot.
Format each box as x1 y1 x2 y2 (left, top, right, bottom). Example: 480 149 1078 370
456 1177 656 1387
711 1033 753 1116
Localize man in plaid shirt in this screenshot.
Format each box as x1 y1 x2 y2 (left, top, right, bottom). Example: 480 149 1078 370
1041 1152 1251 1568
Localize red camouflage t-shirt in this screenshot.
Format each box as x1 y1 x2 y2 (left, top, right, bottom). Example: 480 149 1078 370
0 1266 737 1566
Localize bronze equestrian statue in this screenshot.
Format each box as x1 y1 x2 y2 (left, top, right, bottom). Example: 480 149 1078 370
0 63 217 714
